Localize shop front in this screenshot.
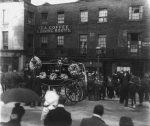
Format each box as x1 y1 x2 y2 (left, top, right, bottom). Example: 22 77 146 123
0 51 25 72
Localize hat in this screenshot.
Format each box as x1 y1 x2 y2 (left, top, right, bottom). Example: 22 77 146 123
45 91 59 104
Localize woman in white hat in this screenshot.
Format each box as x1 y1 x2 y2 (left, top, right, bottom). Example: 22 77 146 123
41 91 59 122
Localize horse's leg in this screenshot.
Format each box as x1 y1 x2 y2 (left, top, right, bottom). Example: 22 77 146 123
130 92 133 107
134 92 136 105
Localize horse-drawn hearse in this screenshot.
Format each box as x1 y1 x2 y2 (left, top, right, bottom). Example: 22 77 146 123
39 58 88 105
1 56 87 105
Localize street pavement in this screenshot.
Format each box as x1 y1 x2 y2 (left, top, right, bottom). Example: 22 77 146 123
0 97 150 126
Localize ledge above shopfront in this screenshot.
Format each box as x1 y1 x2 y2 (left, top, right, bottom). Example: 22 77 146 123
0 50 26 57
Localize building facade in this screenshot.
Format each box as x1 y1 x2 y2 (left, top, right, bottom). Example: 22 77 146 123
0 0 36 71
0 0 150 77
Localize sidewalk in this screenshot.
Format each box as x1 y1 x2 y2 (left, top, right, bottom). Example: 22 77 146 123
1 98 149 126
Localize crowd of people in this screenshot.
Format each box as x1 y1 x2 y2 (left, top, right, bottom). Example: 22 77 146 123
1 92 135 126
87 70 150 108
0 61 149 126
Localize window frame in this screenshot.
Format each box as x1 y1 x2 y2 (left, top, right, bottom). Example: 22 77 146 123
57 35 64 47
2 31 8 49
79 34 88 54
80 10 88 23
127 33 141 56
57 12 65 24
3 10 9 24
98 35 107 48
41 13 48 24
27 11 35 24
129 6 143 20
98 9 108 23
40 35 48 48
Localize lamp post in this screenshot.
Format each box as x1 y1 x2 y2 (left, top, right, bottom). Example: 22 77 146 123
96 47 101 77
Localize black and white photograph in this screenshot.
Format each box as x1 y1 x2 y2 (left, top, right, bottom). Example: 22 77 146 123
0 0 150 126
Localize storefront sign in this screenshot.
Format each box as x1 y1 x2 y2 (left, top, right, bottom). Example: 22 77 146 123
142 42 150 46
0 52 21 57
36 25 71 33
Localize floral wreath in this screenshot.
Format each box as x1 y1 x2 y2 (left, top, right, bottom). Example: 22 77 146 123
49 73 57 80
29 56 42 70
60 73 69 80
68 63 81 75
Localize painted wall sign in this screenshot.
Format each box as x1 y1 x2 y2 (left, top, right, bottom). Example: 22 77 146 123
142 42 150 46
0 52 21 57
36 25 71 33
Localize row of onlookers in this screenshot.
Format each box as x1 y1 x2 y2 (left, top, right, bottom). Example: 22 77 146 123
1 92 135 126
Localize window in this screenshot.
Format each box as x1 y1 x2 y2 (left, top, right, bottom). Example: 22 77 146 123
117 67 130 72
57 12 64 24
80 11 88 23
129 6 143 20
3 10 9 24
2 31 8 49
27 11 34 24
41 35 48 48
99 9 107 22
57 36 64 46
127 33 141 56
98 35 106 55
98 35 106 48
27 34 34 47
41 13 48 24
79 35 87 54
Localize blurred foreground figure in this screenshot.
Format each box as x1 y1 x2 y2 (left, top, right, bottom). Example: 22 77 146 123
80 104 108 126
41 90 59 122
44 95 72 126
1 103 25 126
119 116 134 126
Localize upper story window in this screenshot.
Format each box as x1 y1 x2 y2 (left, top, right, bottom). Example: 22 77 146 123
57 36 64 47
98 35 106 55
80 10 88 23
2 31 8 49
129 6 143 20
27 11 34 24
3 10 9 24
41 13 48 24
127 33 141 56
57 12 64 24
27 34 34 48
98 35 106 48
41 35 48 48
98 9 107 22
79 35 87 54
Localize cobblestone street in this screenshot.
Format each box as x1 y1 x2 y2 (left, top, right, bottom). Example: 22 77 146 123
1 97 150 126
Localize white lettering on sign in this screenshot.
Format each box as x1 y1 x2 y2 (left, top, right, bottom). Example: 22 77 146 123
36 25 71 33
142 42 150 46
0 52 21 57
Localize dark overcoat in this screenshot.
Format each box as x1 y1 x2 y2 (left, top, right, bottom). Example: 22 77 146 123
80 116 108 126
44 107 72 126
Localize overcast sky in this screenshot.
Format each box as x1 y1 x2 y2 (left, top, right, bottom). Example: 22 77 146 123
31 0 78 5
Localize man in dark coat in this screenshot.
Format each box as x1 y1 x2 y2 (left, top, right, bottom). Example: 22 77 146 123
118 70 125 104
44 95 72 126
80 105 108 126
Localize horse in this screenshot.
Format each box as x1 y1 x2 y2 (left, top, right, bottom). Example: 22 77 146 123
128 75 140 108
2 71 24 91
128 75 150 108
137 76 150 105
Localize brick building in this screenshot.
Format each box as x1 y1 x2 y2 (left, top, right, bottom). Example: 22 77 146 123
1 0 150 77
